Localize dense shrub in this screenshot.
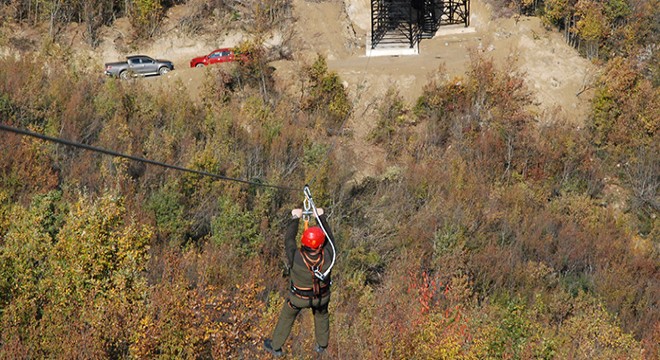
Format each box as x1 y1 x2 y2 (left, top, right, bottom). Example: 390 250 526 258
589 56 658 237
0 192 151 358
0 15 656 358
369 87 412 158
301 54 352 131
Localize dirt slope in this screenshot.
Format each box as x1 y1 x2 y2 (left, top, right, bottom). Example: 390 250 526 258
2 0 595 122
3 0 594 180
323 0 596 113
278 0 596 179
85 0 594 127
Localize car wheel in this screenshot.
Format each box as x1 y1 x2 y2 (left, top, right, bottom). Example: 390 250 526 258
159 67 171 75
195 63 205 68
119 71 129 80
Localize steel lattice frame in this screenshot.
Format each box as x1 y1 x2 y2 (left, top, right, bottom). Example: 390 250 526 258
370 0 470 49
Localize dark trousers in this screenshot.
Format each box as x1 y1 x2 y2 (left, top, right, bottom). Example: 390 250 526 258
271 292 331 350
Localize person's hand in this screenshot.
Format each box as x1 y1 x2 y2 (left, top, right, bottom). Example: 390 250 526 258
291 209 302 219
316 208 324 216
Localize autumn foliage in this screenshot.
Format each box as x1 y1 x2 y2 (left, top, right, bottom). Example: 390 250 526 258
0 1 658 358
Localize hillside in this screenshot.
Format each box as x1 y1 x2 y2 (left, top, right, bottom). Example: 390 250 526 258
0 0 657 358
47 0 594 180
0 0 595 178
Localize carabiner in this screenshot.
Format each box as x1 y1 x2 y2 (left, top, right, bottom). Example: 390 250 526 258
302 185 316 229
303 185 313 202
302 194 312 230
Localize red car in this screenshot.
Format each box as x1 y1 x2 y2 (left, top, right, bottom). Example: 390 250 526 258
189 48 245 68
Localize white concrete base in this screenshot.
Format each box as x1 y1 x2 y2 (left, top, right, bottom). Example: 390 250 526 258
365 21 475 57
365 44 419 57
434 24 476 36
365 34 419 57
365 23 474 57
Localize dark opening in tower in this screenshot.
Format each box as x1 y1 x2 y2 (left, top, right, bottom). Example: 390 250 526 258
370 0 470 50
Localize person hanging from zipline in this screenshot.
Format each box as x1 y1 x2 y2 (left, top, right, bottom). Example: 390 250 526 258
264 186 337 357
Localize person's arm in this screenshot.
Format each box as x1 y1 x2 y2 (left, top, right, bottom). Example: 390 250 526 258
284 209 301 267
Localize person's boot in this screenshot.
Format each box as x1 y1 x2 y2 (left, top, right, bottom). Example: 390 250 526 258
314 343 327 354
263 339 283 357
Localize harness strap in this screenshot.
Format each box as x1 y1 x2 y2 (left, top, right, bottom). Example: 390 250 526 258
287 298 301 310
299 248 326 299
290 283 330 299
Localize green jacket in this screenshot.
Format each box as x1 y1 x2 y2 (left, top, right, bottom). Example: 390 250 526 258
284 214 335 292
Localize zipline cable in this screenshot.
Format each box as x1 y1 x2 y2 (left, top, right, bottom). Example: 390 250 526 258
0 123 297 191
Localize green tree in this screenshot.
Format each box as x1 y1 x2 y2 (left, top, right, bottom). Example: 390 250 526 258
0 192 152 357
542 0 574 28
574 0 609 58
128 0 163 38
302 54 352 130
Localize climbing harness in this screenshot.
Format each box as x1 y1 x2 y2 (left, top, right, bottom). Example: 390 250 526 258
301 185 336 282
298 246 327 299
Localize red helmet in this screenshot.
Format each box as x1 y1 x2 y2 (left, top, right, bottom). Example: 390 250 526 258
301 226 325 249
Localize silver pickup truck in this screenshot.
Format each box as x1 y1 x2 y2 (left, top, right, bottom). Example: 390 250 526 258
104 55 174 79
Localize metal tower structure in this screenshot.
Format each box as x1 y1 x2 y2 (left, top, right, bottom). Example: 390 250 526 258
370 0 470 49
371 0 419 49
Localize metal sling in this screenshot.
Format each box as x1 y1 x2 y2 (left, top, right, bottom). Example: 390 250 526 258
302 185 336 281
